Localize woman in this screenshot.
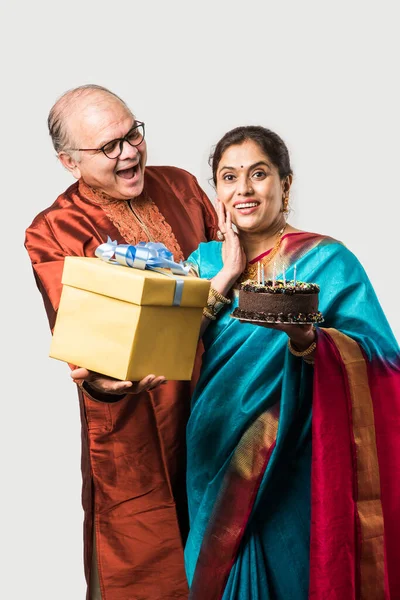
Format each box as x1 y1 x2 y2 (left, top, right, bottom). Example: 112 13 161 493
184 126 400 599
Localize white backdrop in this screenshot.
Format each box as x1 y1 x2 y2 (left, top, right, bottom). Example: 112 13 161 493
3 1 399 598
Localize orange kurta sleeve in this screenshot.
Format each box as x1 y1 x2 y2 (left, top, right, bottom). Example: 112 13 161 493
25 213 67 331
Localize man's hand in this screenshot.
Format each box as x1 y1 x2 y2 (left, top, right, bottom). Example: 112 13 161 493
70 368 166 395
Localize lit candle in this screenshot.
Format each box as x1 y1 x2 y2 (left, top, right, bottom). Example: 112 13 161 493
257 261 261 285
261 264 265 286
282 263 286 286
272 261 276 287
293 264 297 286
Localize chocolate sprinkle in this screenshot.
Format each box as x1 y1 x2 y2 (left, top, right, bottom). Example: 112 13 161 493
241 279 320 295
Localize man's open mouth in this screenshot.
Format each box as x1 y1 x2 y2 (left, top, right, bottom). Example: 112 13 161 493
116 164 139 179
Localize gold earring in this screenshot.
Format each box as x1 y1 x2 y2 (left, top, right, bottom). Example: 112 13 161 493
281 196 289 213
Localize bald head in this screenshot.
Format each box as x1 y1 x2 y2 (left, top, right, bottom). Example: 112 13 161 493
48 85 133 155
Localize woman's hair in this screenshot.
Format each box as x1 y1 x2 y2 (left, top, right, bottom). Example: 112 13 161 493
210 125 293 185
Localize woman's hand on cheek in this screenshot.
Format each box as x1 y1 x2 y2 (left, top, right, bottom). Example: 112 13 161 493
217 199 246 279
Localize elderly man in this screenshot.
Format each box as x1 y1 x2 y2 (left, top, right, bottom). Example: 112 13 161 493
25 85 217 600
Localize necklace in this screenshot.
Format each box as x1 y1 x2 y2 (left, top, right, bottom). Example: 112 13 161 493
128 198 154 242
238 225 287 283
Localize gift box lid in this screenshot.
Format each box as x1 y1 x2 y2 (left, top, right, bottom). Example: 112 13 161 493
61 257 210 307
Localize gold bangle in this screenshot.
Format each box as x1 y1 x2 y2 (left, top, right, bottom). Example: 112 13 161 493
203 306 217 320
209 287 231 305
204 287 231 319
288 335 317 357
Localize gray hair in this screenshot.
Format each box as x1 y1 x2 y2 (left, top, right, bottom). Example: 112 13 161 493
47 84 133 158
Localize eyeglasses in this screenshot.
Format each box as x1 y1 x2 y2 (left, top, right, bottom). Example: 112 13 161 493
68 121 145 159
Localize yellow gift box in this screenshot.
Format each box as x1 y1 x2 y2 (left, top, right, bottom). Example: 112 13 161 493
50 257 210 380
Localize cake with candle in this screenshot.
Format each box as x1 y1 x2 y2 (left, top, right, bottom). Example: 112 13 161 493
232 279 324 324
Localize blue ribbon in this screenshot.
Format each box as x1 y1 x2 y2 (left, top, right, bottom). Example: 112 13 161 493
95 238 189 306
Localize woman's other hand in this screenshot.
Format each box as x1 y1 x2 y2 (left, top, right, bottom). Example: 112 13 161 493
245 321 316 351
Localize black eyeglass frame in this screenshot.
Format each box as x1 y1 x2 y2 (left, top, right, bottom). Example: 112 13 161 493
68 121 145 159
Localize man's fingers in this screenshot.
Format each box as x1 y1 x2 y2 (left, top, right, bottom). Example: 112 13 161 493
71 367 134 394
71 369 167 395
132 375 167 393
148 376 167 390
109 380 133 394
131 374 156 394
70 367 91 380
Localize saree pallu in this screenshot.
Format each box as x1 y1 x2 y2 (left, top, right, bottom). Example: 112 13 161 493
185 233 400 599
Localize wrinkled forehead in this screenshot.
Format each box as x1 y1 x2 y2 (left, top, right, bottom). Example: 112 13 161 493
67 93 134 146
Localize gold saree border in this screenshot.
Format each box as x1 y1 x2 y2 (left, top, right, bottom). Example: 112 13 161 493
189 405 279 600
324 328 385 600
231 406 279 480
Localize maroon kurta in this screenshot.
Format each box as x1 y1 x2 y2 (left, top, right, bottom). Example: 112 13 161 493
25 166 218 600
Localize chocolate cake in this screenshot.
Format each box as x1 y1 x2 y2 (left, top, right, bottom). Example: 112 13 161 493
232 279 324 324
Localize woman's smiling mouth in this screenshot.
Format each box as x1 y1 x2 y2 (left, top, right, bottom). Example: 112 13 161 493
233 201 260 214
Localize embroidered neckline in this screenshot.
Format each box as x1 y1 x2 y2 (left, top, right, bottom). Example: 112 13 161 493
78 179 126 206
78 179 184 261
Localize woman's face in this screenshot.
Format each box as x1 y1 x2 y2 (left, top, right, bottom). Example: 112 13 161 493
216 140 289 234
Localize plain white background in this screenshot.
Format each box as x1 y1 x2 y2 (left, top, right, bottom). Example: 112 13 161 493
3 1 399 598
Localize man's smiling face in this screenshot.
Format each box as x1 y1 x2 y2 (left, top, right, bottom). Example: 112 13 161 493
61 94 147 200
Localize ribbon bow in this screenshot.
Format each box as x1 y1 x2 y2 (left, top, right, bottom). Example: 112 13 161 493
95 237 190 276
95 238 190 306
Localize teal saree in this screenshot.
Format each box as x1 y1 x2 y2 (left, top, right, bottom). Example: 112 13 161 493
185 232 400 600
